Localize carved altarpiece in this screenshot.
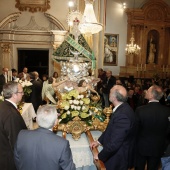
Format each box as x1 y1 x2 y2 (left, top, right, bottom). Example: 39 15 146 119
120 0 170 78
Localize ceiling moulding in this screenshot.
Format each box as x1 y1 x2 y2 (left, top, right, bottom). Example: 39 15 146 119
0 12 21 29
15 0 50 13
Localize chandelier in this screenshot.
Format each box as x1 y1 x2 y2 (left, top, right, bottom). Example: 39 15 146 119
125 27 140 55
78 0 103 35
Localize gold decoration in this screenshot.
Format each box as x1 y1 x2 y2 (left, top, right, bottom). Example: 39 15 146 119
17 102 24 114
56 113 110 140
15 0 50 13
103 106 112 124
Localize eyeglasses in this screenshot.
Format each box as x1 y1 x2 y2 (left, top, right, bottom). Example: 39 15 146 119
17 91 24 94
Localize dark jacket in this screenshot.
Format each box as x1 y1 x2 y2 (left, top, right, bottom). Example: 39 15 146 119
136 102 170 157
0 74 5 94
0 100 27 170
102 76 116 94
98 102 136 170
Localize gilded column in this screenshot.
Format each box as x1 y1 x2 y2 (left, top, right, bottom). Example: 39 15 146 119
1 43 12 70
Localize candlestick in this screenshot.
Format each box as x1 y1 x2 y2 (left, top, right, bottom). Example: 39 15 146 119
144 64 146 71
137 64 138 71
141 64 142 71
7 71 12 82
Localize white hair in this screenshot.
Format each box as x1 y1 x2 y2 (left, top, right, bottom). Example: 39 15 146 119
37 105 58 129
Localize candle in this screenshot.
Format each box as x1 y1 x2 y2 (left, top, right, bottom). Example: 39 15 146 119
137 64 138 71
7 71 12 82
141 64 142 71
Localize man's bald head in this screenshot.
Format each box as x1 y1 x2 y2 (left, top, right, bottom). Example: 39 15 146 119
109 85 128 104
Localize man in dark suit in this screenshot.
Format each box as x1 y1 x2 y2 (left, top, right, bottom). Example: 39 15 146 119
12 68 18 81
102 70 116 107
28 72 42 112
135 85 170 170
14 105 76 170
0 67 8 94
0 81 27 170
91 85 136 170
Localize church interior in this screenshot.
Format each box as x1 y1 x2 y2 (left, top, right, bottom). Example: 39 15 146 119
0 0 170 80
0 0 170 170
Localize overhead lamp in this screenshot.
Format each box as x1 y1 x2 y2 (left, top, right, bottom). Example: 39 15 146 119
78 0 103 35
68 0 75 7
125 27 140 55
122 3 126 9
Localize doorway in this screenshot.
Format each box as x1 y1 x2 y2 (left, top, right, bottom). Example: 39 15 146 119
18 49 49 79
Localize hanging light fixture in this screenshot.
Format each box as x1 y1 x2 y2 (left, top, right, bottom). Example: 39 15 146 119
78 0 103 35
125 26 140 55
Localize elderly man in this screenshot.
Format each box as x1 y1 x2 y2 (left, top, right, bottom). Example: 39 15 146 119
135 85 170 170
14 105 76 170
91 85 136 170
0 81 27 170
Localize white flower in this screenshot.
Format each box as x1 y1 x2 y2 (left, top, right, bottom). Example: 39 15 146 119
80 95 84 98
77 106 81 110
19 80 22 84
69 100 73 104
25 80 32 86
82 106 85 110
67 111 70 115
80 101 84 105
64 105 70 110
71 105 75 109
73 100 77 104
14 78 20 82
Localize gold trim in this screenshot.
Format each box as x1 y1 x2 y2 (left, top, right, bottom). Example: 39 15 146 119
15 0 50 13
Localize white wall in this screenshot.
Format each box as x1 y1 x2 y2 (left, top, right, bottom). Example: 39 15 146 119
104 0 127 77
0 0 137 77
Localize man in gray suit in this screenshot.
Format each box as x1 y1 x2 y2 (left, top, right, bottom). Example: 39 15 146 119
14 105 76 170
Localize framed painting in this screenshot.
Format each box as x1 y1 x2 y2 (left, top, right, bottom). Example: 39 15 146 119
15 0 50 13
104 34 118 66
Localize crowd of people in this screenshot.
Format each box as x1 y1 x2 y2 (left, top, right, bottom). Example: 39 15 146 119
0 66 170 170
95 68 170 170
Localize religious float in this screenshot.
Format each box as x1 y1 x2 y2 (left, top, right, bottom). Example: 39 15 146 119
52 16 112 140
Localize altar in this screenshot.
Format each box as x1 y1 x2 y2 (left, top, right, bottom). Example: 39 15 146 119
57 131 103 170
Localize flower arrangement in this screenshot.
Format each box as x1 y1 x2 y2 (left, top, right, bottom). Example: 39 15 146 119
15 78 32 97
57 89 105 125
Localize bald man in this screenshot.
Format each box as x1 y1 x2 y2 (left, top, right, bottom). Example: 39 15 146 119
91 85 136 170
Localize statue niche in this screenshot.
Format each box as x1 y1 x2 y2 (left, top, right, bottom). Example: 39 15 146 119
146 30 159 64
